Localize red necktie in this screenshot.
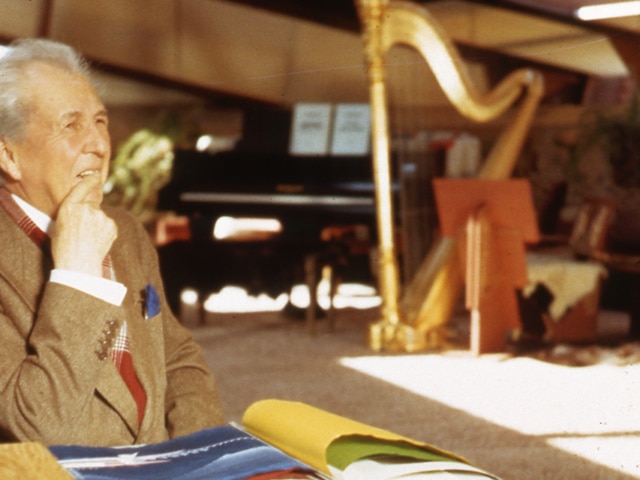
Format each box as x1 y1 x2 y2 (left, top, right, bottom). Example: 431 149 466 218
0 187 146 424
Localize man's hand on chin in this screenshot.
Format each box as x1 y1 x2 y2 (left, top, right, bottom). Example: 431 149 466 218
51 173 117 277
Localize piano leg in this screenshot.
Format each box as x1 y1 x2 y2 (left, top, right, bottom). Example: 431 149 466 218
305 253 319 335
304 252 338 335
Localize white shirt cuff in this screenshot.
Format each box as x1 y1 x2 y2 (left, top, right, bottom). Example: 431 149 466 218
50 269 128 306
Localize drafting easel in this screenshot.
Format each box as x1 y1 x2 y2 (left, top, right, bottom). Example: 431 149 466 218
433 179 540 354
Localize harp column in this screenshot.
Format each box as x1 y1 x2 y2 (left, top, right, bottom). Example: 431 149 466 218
357 0 422 351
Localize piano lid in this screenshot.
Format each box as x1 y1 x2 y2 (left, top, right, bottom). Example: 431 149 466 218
158 149 382 205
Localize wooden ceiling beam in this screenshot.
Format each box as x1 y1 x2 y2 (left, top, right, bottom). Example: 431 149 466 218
221 0 360 31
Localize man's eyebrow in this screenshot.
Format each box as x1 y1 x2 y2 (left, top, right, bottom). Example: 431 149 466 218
59 109 109 122
60 110 81 122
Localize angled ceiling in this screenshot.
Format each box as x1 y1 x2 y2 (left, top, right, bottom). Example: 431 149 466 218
0 0 636 109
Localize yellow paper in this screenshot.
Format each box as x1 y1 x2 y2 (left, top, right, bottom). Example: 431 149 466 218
241 399 465 475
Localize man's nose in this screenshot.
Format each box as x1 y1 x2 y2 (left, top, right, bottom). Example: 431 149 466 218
84 122 110 157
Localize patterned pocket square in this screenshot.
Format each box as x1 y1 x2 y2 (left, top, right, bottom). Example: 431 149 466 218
144 283 161 319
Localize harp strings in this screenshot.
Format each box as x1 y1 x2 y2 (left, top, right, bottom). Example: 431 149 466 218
387 45 442 291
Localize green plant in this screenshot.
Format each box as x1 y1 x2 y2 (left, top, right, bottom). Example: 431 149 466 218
103 113 185 224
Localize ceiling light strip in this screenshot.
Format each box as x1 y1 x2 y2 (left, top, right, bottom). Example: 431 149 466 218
575 1 640 20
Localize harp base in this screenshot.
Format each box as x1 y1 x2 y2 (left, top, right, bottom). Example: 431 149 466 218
367 320 428 353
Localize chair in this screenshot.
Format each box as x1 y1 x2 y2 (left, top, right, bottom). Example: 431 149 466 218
571 199 640 339
520 199 614 344
523 197 640 343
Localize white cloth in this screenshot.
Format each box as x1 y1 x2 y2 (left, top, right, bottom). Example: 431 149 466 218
525 252 607 321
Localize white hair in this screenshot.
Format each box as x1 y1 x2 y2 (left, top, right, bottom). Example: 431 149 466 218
0 38 92 141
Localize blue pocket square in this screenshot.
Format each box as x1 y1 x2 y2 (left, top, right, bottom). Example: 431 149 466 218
144 284 161 319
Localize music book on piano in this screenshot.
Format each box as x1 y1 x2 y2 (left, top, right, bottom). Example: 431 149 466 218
48 399 500 479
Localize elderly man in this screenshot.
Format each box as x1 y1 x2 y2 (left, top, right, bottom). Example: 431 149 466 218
0 38 225 446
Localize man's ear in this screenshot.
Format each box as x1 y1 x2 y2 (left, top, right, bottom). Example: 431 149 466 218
0 139 22 181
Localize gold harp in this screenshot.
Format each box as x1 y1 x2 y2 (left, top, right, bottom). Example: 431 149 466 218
356 0 545 351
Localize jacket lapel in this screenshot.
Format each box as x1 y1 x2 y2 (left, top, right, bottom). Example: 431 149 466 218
0 207 50 312
107 244 163 436
124 292 163 435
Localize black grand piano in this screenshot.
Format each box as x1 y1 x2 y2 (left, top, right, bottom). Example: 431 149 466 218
156 148 384 314
159 149 378 240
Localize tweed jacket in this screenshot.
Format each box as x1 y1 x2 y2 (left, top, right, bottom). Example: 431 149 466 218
0 203 225 446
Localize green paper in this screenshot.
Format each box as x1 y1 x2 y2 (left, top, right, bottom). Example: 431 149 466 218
327 435 461 471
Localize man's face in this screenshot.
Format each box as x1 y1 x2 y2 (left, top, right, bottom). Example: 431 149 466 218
2 61 111 217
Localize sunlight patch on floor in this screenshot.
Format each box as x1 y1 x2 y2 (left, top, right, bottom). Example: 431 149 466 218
182 280 382 314
340 354 640 477
201 287 290 313
548 436 640 477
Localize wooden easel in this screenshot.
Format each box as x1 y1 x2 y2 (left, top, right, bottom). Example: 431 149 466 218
433 179 540 354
